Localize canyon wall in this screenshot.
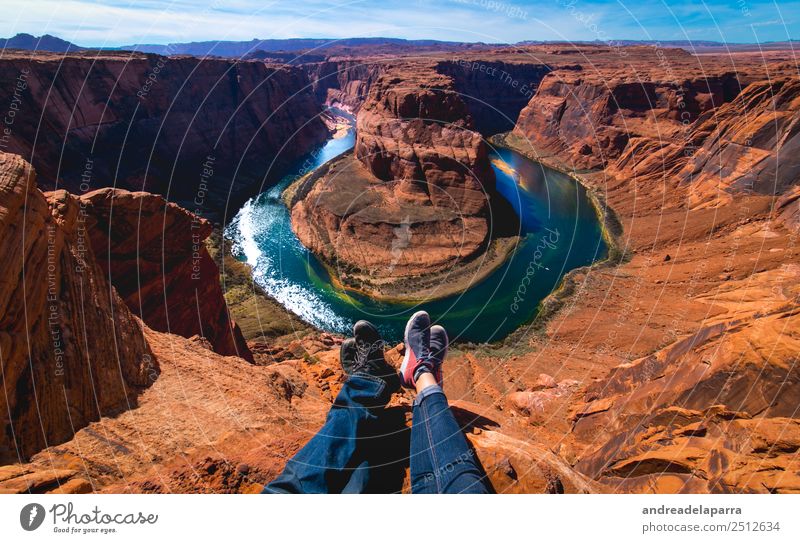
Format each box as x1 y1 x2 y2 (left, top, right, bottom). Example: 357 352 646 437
513 55 800 210
436 59 551 135
0 152 156 462
77 188 252 360
499 48 800 493
677 77 800 206
0 149 255 464
0 51 329 220
303 60 386 110
513 67 742 171
303 57 551 132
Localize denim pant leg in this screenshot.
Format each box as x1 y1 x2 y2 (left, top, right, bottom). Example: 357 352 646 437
263 374 389 494
409 385 489 494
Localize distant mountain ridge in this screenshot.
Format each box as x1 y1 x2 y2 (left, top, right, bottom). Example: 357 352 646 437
2 33 83 52
517 39 727 47
117 37 482 57
1 33 485 57
2 32 796 57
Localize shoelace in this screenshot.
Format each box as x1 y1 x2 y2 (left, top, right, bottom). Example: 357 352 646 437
412 349 435 383
353 340 385 373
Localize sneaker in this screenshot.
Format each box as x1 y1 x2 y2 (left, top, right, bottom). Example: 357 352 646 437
341 320 399 391
429 324 448 387
400 310 433 388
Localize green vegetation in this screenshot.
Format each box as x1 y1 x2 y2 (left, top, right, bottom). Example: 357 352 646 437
206 230 313 342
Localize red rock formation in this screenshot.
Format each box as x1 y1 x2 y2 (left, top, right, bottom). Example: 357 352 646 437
565 268 800 492
304 58 551 133
355 70 496 207
1 332 605 494
0 152 156 463
435 59 551 134
290 162 493 284
290 66 520 298
599 75 800 212
510 48 800 215
774 185 800 232
0 51 328 219
513 64 741 170
678 77 800 207
303 59 386 111
74 188 252 360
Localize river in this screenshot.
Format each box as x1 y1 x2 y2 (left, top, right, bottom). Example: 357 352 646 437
225 110 607 343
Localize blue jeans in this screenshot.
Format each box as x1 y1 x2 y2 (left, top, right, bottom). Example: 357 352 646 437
408 385 488 493
263 376 489 494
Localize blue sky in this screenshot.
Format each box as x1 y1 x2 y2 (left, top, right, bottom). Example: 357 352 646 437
2 0 797 46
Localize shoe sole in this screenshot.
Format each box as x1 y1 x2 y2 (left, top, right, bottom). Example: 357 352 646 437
401 310 429 388
430 324 448 387
353 320 382 356
340 338 356 376
353 320 379 341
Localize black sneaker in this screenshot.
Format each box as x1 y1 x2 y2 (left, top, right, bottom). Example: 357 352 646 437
400 310 434 388
429 324 448 387
341 320 399 392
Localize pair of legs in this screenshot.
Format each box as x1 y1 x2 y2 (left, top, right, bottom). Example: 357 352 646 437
263 311 489 494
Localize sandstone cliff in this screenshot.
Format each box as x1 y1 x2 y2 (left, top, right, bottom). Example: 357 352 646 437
303 59 386 110
75 188 252 360
513 63 741 171
0 152 156 462
512 51 800 213
570 268 800 492
304 57 552 134
678 77 800 207
0 150 255 465
354 69 497 202
435 59 551 135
